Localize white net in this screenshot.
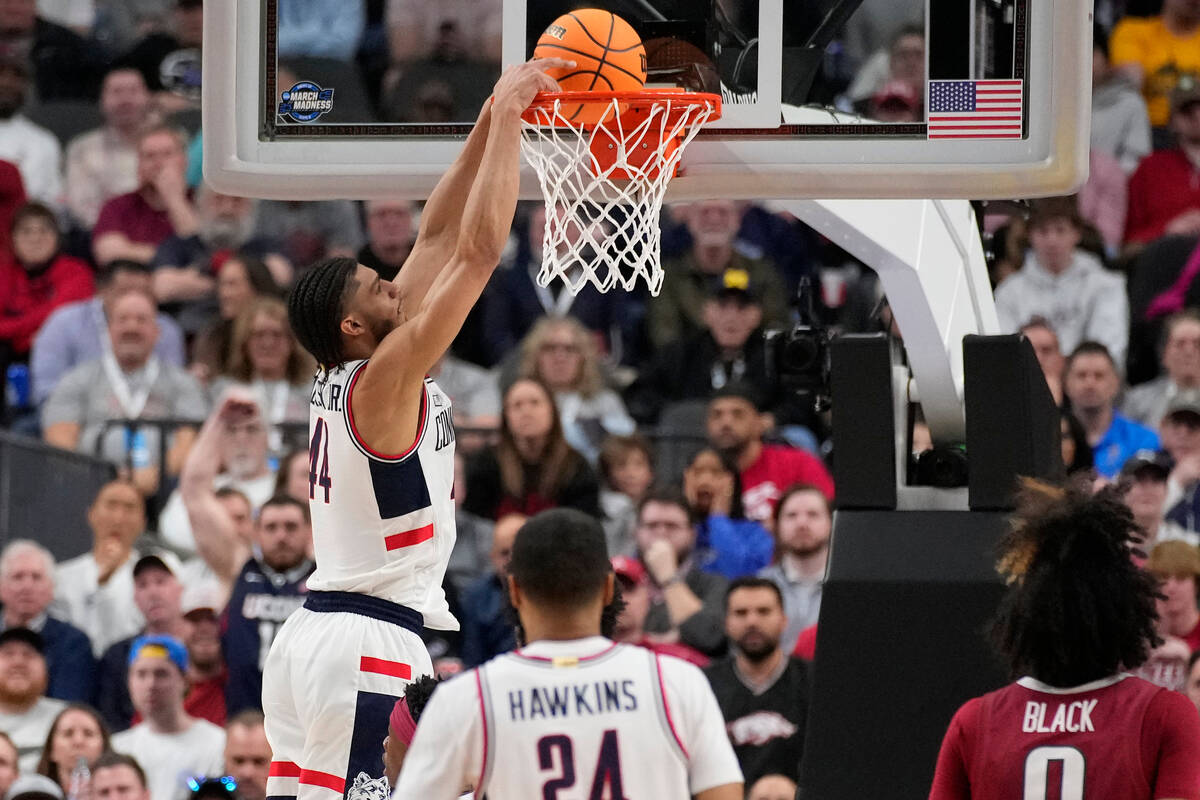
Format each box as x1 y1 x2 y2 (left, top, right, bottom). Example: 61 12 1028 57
519 93 720 296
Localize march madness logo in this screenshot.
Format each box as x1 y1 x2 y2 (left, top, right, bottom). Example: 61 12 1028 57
278 81 334 123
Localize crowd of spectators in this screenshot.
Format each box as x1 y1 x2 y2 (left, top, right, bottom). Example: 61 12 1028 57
5 0 1200 797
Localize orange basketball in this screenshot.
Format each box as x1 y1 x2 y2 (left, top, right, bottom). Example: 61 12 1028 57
533 8 647 125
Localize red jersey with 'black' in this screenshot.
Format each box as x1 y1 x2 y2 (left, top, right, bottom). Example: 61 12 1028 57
928 674 1200 800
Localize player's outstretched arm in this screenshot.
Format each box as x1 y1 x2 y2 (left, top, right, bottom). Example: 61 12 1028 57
180 389 255 587
367 59 569 388
390 102 495 311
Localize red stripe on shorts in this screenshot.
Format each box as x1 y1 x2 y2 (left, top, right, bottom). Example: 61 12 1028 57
298 770 345 793
268 762 300 778
360 656 412 679
384 523 435 551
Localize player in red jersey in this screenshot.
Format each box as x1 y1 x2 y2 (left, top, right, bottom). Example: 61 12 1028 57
929 480 1200 800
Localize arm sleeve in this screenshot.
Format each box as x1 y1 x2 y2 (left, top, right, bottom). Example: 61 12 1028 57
678 573 730 656
660 657 743 795
41 365 90 428
991 280 1021 333
1147 688 1200 800
393 676 484 800
1086 274 1130 369
29 310 72 405
1125 162 1159 244
927 705 973 800
46 624 97 703
155 316 187 367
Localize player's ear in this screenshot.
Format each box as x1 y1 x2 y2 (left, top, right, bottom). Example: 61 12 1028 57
507 575 524 610
340 315 363 337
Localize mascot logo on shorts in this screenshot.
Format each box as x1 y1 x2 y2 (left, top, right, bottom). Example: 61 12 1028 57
278 81 335 123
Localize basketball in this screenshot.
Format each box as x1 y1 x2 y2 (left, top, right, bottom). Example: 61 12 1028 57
533 8 647 125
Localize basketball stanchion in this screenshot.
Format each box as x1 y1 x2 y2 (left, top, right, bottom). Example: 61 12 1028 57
520 90 721 297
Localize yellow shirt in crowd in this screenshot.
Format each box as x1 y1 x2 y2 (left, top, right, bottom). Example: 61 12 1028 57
1111 16 1200 126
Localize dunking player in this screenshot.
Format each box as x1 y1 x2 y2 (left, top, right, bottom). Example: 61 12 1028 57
394 509 744 800
261 58 572 799
929 481 1200 800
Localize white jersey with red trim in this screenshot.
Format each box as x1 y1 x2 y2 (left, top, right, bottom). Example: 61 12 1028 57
305 359 457 629
393 636 743 800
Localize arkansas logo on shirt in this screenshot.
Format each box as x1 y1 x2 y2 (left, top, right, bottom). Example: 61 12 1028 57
726 711 798 746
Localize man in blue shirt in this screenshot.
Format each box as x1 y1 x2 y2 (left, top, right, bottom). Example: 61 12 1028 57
1065 340 1159 478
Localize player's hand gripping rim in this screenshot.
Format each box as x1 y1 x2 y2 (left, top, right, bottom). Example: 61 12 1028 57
491 57 576 117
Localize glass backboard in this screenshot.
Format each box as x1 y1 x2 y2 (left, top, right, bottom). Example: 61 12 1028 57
203 0 1092 200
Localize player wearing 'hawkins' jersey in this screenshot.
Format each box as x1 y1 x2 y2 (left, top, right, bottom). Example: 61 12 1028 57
395 509 744 800
929 481 1200 800
262 58 574 800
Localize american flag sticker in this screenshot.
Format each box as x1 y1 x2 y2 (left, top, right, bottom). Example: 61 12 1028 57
927 79 1024 139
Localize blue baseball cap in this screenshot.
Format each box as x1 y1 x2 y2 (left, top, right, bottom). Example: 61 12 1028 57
128 634 188 674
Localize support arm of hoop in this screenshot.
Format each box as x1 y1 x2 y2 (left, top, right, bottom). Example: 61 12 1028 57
772 198 999 445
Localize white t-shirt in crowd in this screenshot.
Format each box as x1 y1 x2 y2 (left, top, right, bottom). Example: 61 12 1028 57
52 551 144 657
0 697 67 771
112 718 226 800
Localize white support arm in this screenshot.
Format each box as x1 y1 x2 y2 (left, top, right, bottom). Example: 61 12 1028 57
771 198 999 444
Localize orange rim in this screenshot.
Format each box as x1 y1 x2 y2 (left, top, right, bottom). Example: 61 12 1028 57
521 90 722 125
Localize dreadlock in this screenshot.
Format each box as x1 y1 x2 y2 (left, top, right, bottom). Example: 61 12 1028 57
990 479 1162 688
287 257 359 369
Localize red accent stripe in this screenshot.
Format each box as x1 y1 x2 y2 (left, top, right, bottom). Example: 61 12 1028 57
268 762 300 778
514 643 619 664
655 655 689 759
360 656 412 679
976 89 1022 94
384 523 435 551
298 770 344 794
930 133 1023 138
475 670 489 794
929 125 1022 130
928 115 1021 121
345 363 428 460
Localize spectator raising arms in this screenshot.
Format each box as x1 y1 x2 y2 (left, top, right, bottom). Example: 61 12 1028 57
464 377 600 520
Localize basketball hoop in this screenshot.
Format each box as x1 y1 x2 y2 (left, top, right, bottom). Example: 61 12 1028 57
520 90 721 296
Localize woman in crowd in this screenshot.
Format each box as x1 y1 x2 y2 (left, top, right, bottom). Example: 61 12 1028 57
683 446 774 579
1061 408 1095 477
464 377 600 520
597 434 655 556
0 203 94 418
191 254 281 384
517 315 635 463
36 704 111 796
210 297 313 456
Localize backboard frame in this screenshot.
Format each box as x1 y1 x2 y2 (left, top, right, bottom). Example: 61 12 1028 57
202 0 1092 201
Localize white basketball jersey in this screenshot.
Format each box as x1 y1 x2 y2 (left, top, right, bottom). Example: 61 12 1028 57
393 637 743 800
305 359 457 629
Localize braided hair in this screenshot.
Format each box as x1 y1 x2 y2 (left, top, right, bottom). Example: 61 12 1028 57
990 479 1161 688
287 257 359 369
